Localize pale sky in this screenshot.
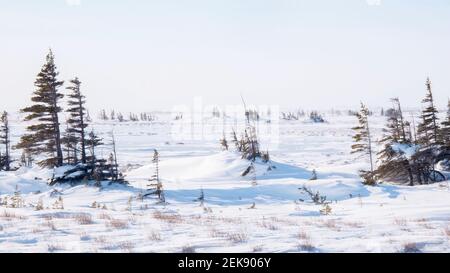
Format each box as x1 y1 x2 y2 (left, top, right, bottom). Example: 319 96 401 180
1 0 449 112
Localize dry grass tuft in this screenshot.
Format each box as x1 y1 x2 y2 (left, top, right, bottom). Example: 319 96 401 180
1 210 27 220
98 212 112 220
127 215 138 225
74 214 94 225
343 221 364 228
148 231 162 241
297 231 311 240
32 228 43 234
94 236 108 244
210 228 226 238
420 223 435 230
1 210 15 219
43 220 57 231
226 231 249 244
444 227 450 237
47 243 65 253
394 218 408 227
258 221 279 231
214 216 243 225
252 245 264 252
107 219 128 229
80 232 91 241
117 241 135 253
323 219 341 231
402 242 421 253
43 215 53 221
181 245 196 253
153 211 183 224
298 238 316 252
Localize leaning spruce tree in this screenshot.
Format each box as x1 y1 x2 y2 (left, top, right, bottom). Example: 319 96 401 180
62 122 78 165
438 100 450 171
438 99 450 149
86 129 103 166
0 111 11 171
66 77 88 164
145 149 165 202
351 102 375 185
417 78 440 148
16 50 64 168
376 98 415 185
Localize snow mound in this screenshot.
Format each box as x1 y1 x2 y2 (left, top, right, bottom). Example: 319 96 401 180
0 167 52 195
127 151 312 184
125 151 370 204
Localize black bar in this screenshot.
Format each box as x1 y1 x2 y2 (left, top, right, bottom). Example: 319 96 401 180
3 253 448 272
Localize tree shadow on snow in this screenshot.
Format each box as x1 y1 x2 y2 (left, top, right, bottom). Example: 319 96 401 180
260 160 360 181
379 184 401 199
162 182 371 206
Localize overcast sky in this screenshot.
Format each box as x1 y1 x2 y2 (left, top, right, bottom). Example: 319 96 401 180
1 0 449 112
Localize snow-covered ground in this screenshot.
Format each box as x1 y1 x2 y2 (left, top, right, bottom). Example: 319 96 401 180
1 112 450 253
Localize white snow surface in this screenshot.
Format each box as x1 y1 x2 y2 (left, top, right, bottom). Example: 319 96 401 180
1 112 450 253
391 143 420 160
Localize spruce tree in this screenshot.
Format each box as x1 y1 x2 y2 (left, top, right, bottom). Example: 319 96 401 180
394 98 409 143
86 129 103 165
351 103 375 184
110 131 119 181
85 109 92 122
65 77 88 164
439 99 450 150
231 130 241 152
99 110 108 121
117 112 124 122
16 50 64 168
145 149 165 202
439 100 450 170
417 78 440 147
220 133 229 151
0 111 11 171
376 99 415 185
62 122 78 164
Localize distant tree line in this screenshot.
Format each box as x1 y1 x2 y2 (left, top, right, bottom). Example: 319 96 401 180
98 109 155 122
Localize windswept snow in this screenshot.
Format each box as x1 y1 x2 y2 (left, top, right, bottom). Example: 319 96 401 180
1 113 450 253
392 143 420 160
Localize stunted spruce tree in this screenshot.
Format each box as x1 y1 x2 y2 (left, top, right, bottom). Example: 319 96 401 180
65 77 88 164
441 100 450 149
16 50 64 168
145 149 165 202
439 100 450 169
62 122 78 165
414 78 442 181
0 111 11 171
351 102 375 185
417 78 440 149
86 129 103 166
376 98 415 185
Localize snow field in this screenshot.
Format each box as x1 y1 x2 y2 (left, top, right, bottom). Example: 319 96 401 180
1 113 450 253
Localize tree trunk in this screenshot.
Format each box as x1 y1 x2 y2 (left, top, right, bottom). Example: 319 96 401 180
53 112 63 167
366 119 374 173
407 163 414 186
51 92 63 167
79 95 86 164
5 118 10 171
